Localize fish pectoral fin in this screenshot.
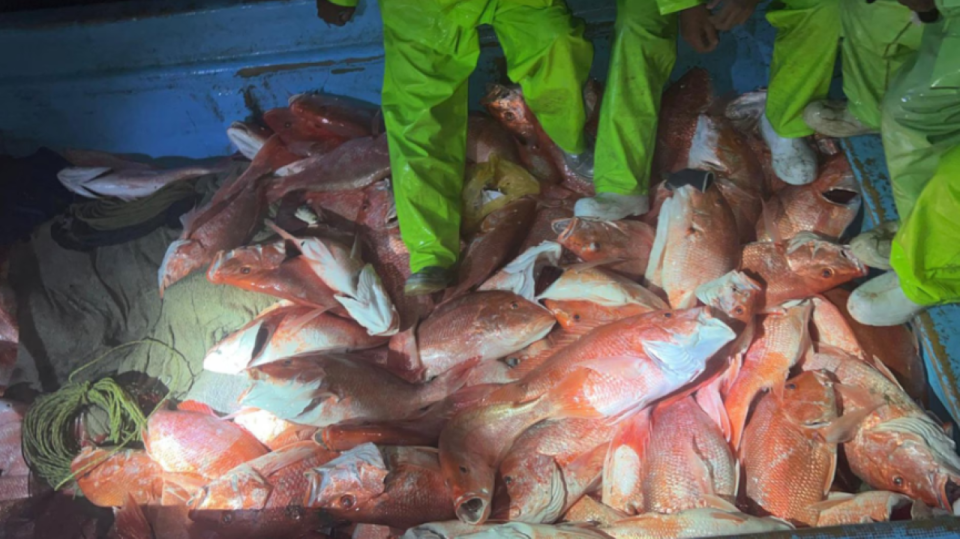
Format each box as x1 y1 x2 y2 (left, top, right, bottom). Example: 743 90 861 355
548 369 605 420
814 405 877 444
336 265 399 337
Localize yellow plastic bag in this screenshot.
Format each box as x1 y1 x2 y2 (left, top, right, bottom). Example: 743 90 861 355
462 156 540 235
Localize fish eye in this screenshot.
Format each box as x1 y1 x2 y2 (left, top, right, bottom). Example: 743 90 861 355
221 513 233 524
511 302 519 309
590 242 601 251
340 495 355 509
785 383 797 390
460 465 469 474
573 314 581 321
893 476 903 487
821 268 834 279
663 312 672 318
734 306 745 315
240 267 252 275
284 122 292 129
503 476 513 485
505 357 520 368
504 112 516 122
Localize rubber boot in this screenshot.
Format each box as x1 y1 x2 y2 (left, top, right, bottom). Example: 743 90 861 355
849 220 899 270
804 100 879 137
847 271 925 326
761 112 818 185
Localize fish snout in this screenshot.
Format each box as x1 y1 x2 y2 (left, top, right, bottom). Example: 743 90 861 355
455 493 491 525
552 218 575 239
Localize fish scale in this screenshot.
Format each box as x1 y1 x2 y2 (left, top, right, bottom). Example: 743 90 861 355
740 371 838 526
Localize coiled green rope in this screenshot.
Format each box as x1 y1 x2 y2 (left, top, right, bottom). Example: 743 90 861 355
21 339 187 490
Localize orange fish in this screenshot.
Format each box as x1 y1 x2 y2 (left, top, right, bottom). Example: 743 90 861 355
441 309 735 525
192 441 338 511
693 270 763 329
809 295 863 358
561 495 628 526
715 176 764 244
824 288 927 404
263 106 348 157
740 232 867 311
602 397 736 515
757 153 861 242
685 114 766 200
415 290 556 382
71 448 163 507
466 115 521 165
202 305 388 374
555 219 656 281
449 198 539 299
231 408 317 451
724 300 812 449
306 444 455 529
288 93 377 140
500 418 618 523
242 354 474 427
538 266 668 331
804 349 960 510
813 491 921 526
740 371 838 526
519 199 575 254
599 508 794 539
158 176 267 296
144 409 268 481
654 68 713 177
482 85 561 186
645 181 740 308
267 135 392 201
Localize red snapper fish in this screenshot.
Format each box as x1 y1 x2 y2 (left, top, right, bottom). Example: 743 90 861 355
740 232 867 311
288 92 378 140
555 219 656 281
241 354 474 427
478 242 561 301
481 85 560 186
440 308 735 525
305 443 455 529
71 448 163 508
267 135 392 201
57 161 227 201
202 304 387 374
227 121 272 159
467 115 521 165
538 266 667 330
645 181 740 308
600 508 793 539
654 68 713 177
757 153 861 242
603 397 737 515
263 106 348 157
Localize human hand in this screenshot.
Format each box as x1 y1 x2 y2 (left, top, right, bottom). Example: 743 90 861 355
680 5 720 53
317 0 356 26
708 0 762 31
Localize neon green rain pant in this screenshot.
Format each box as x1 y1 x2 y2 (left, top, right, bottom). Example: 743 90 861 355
765 0 921 138
378 0 593 273
592 0 680 196
885 8 960 306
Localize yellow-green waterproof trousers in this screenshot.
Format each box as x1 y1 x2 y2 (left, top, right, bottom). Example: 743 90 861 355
380 0 593 272
593 0 678 196
886 10 960 306
766 0 920 138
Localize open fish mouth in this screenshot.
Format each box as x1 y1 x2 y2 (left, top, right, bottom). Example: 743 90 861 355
822 188 860 206
456 494 490 525
942 478 960 511
552 218 575 239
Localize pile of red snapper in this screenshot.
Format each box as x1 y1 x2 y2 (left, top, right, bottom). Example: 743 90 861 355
63 71 960 539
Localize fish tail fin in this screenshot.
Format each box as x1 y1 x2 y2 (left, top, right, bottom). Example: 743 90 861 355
724 381 754 451
158 239 196 298
695 381 733 441
420 358 481 404
337 264 399 337
176 400 216 416
57 166 112 193
114 493 153 539
816 403 877 444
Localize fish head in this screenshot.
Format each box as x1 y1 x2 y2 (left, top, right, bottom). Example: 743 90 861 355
483 293 557 348
695 271 763 326
638 308 736 384
784 233 867 290
500 453 566 523
553 218 616 260
480 85 538 144
779 370 837 426
191 467 271 511
288 93 374 140
158 240 206 296
358 180 397 229
206 242 286 286
305 443 388 510
857 415 960 510
226 121 271 160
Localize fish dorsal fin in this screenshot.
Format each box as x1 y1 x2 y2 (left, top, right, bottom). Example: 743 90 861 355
816 405 878 443
176 400 217 416
255 442 317 477
868 354 906 392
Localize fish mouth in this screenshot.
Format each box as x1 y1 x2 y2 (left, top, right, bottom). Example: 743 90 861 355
822 188 860 206
455 495 490 525
941 478 960 511
552 218 575 239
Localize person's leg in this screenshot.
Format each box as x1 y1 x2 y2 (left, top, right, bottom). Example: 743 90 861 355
838 0 921 130
491 0 594 157
881 18 960 221
379 0 481 289
593 0 677 198
765 0 841 138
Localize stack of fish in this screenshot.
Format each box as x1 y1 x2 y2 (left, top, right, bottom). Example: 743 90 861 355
58 71 960 538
